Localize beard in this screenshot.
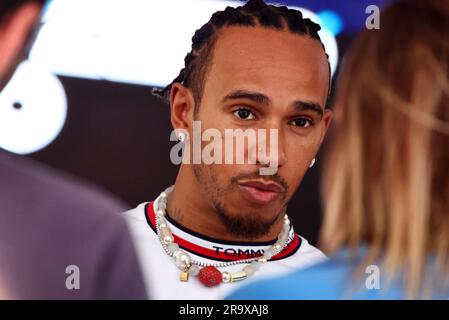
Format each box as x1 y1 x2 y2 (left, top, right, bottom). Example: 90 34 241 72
214 201 282 239
193 164 288 239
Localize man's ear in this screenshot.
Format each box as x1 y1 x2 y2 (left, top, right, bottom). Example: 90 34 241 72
319 109 334 144
169 83 196 132
0 2 42 86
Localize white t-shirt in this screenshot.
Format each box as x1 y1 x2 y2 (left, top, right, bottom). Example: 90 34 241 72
123 195 326 300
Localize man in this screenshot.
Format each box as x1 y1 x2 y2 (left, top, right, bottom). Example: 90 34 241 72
124 0 333 299
0 0 147 299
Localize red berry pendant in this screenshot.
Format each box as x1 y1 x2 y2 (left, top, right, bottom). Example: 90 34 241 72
198 266 222 287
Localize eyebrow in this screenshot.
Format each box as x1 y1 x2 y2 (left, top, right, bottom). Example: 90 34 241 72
221 89 271 106
293 101 324 119
221 89 324 119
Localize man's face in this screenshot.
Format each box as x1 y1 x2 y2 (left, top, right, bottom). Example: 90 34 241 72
191 26 332 238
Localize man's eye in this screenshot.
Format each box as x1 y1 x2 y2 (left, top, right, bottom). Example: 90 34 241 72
233 109 255 120
291 118 312 128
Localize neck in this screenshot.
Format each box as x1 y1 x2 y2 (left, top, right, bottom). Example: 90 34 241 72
166 165 285 242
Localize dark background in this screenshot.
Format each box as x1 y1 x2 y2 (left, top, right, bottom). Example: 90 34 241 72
26 0 389 246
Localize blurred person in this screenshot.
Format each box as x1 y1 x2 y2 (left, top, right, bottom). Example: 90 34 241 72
124 0 333 299
228 0 449 299
0 0 147 299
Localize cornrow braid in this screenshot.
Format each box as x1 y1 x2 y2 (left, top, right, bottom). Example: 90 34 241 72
152 0 330 109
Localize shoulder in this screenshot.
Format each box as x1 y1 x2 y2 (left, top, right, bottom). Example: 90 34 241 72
226 250 359 300
122 202 159 245
277 235 327 272
227 248 423 300
123 202 150 222
297 236 327 263
0 151 147 298
0 150 129 237
122 202 154 234
0 151 125 213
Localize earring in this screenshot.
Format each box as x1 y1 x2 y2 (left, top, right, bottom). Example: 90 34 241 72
309 158 316 168
178 132 186 142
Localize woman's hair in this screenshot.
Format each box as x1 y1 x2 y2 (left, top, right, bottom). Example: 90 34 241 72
320 0 449 298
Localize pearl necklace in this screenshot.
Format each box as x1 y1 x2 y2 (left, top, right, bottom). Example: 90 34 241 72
154 186 292 287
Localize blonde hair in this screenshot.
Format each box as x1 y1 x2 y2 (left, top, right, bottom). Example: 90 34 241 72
320 0 449 298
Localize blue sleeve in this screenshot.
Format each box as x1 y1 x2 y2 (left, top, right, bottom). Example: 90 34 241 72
226 263 347 300
225 258 382 300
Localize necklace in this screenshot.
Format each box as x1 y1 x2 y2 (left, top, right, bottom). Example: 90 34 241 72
155 185 292 287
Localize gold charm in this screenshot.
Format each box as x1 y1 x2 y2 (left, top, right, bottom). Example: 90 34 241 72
230 271 247 282
180 269 189 282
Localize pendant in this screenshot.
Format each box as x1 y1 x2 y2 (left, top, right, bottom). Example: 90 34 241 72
180 268 189 282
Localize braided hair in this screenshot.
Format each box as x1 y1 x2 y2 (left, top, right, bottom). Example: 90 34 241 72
153 0 330 109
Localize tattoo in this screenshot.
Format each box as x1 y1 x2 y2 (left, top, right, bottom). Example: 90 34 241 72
170 207 185 224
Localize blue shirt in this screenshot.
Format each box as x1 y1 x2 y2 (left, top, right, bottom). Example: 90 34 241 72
226 248 449 300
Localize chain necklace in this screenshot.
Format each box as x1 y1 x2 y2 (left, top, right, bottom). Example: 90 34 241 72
155 185 291 287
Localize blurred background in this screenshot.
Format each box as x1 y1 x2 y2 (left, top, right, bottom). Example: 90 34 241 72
0 0 391 245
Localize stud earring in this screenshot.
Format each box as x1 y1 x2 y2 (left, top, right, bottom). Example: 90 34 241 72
309 158 316 168
178 132 186 142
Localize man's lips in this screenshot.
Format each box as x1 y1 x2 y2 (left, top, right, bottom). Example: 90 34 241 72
238 180 284 204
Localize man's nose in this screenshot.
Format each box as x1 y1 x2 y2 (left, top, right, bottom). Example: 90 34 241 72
256 125 287 169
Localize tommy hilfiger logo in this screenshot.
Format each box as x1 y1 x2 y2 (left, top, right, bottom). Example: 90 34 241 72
213 246 264 258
